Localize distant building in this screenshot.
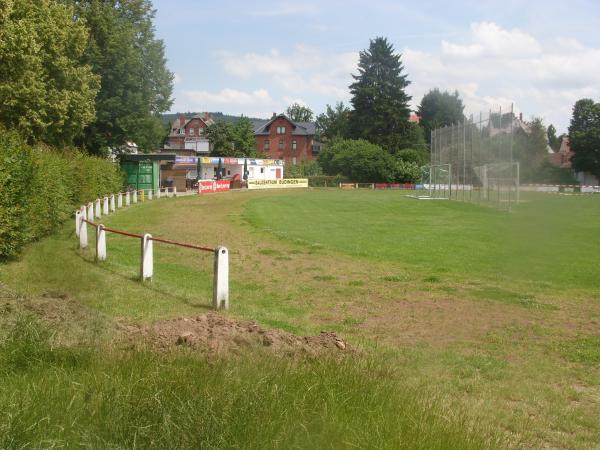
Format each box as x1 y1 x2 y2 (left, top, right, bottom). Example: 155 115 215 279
409 113 421 124
549 136 599 185
254 114 316 165
165 113 214 154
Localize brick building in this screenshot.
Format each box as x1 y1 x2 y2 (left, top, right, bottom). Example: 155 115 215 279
165 113 214 153
254 114 316 165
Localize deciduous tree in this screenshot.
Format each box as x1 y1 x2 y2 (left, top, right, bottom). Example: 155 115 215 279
286 103 314 122
418 89 465 143
0 0 99 146
569 98 600 181
316 102 350 141
72 0 173 154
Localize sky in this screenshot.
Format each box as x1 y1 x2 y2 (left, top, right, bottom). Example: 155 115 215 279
153 0 600 133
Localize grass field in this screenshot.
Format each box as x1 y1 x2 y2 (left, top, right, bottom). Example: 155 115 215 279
1 189 599 448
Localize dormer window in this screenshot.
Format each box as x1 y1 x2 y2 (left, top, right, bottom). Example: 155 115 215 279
178 128 184 135
189 128 195 136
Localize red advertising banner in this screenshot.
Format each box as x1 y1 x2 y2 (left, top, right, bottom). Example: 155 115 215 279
198 180 230 194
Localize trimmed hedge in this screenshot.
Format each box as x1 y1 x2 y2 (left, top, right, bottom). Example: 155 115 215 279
0 130 123 260
308 175 349 187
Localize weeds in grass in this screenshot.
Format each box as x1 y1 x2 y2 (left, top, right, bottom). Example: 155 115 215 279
559 336 600 364
314 275 336 281
0 317 499 449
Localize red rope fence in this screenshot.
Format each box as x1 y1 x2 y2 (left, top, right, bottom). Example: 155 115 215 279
75 188 229 309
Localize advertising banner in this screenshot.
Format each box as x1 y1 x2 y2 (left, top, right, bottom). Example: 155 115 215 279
198 180 230 194
198 157 284 166
175 156 198 164
247 178 308 190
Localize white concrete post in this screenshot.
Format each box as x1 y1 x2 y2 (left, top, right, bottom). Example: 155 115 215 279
117 192 123 208
140 234 153 281
95 199 102 218
173 186 177 197
79 207 88 249
110 194 116 212
75 210 81 237
96 224 107 261
87 203 94 223
213 246 229 310
103 197 109 215
133 190 138 203
125 191 130 206
147 189 153 200
156 188 161 199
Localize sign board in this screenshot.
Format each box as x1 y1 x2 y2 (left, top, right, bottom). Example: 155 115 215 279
247 178 308 190
198 157 284 166
175 156 198 164
198 180 230 194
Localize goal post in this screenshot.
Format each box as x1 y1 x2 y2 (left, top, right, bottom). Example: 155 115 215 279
428 164 452 199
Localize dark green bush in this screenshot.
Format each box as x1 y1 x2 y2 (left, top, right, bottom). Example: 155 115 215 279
0 129 123 260
308 175 349 187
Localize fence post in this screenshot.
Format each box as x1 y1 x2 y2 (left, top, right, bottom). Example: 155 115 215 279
87 203 94 222
140 190 145 202
125 191 130 206
103 197 109 215
95 199 102 218
156 188 161 199
110 194 116 212
133 190 138 203
148 189 153 200
96 224 107 261
213 246 229 310
173 186 177 197
140 234 153 281
118 192 123 208
75 210 81 237
79 207 88 249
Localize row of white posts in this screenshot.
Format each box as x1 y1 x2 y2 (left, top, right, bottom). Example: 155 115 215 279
74 188 229 310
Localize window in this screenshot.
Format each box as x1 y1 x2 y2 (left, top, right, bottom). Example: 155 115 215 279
264 140 270 150
276 126 286 134
278 139 284 150
178 128 184 135
292 140 297 150
189 128 194 136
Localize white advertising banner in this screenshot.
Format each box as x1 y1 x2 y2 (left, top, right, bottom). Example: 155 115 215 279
247 178 309 190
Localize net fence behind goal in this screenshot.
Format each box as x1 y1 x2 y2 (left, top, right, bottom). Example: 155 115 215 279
429 105 520 210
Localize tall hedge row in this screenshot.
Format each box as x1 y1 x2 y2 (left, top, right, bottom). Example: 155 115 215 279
0 130 124 260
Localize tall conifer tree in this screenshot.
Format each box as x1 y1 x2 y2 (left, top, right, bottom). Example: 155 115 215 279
349 37 412 153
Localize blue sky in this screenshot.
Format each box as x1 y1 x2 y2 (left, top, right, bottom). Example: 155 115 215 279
153 0 600 132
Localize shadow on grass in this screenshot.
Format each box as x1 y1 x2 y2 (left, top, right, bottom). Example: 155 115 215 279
72 248 213 311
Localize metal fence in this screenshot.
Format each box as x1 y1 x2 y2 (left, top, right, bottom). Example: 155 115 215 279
429 105 520 210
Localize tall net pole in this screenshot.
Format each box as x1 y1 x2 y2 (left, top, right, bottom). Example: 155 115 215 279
429 106 519 210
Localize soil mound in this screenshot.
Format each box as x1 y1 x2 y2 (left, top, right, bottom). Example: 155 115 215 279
120 313 348 355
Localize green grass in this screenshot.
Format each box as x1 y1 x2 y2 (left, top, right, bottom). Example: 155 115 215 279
0 317 495 449
2 190 600 448
245 189 600 290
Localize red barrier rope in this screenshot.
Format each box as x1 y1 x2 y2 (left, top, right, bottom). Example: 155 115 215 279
101 226 144 239
81 218 213 251
149 236 214 252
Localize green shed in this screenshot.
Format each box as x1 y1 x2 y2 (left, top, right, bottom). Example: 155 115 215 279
120 154 175 190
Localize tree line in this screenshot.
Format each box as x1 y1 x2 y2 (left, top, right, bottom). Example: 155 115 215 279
0 0 173 156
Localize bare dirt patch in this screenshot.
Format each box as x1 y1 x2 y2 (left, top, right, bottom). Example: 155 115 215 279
119 313 349 355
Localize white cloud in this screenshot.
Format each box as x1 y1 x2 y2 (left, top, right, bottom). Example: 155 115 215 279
217 44 357 102
181 88 273 106
403 22 600 131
